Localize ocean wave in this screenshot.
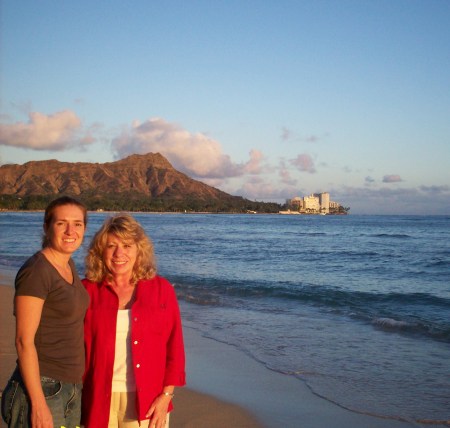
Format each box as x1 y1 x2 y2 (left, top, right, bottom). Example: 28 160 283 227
173 276 450 343
0 255 27 269
296 232 327 236
369 233 412 239
371 317 417 332
425 259 449 268
338 250 380 258
369 317 450 342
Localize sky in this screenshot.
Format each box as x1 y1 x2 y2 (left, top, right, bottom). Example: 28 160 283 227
1 0 449 214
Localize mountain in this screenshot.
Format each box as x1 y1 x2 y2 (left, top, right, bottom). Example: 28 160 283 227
0 153 226 198
0 153 280 212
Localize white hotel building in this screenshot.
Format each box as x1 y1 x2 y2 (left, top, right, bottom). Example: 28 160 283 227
285 192 340 214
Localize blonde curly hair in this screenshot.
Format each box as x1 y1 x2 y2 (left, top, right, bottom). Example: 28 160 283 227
85 214 156 284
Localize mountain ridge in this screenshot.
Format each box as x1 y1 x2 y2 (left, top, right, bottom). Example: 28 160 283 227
0 153 280 213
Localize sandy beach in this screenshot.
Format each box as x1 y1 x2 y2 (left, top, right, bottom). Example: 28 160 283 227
0 282 261 428
0 282 444 427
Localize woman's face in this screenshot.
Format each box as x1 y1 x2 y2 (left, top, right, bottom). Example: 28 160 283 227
103 234 138 280
44 204 86 255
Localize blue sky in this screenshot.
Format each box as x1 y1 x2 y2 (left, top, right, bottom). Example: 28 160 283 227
1 0 449 214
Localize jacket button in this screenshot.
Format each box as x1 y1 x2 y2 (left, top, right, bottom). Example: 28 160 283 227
134 317 138 322
136 363 140 368
134 340 138 345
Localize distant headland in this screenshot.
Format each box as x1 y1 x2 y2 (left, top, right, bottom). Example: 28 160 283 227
0 154 349 215
0 153 281 213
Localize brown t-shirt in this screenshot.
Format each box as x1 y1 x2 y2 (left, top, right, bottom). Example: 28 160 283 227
15 252 89 383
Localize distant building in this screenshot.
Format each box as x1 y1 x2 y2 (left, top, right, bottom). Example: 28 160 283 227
290 196 303 211
284 192 345 215
303 194 320 213
317 192 330 214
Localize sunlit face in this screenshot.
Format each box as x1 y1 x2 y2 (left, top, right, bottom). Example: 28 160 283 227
103 234 138 280
44 204 86 255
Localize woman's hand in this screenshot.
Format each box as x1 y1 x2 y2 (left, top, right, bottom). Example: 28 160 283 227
145 392 173 428
31 400 54 428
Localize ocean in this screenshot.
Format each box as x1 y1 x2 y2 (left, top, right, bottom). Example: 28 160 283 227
0 212 449 424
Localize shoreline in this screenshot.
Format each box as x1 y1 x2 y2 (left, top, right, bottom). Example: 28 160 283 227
180 321 443 428
0 280 446 427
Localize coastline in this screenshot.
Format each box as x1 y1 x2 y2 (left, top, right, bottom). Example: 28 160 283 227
0 280 445 427
180 320 443 428
0 209 346 216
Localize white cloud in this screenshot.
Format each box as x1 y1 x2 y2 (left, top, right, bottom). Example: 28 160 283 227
243 149 265 174
289 153 316 173
0 110 94 150
112 118 264 179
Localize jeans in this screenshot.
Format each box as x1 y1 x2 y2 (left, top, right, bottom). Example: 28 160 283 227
1 367 82 428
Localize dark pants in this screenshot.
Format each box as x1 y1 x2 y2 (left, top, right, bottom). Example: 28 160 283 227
1 367 82 428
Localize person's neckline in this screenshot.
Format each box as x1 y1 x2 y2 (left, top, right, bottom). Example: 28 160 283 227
40 250 74 285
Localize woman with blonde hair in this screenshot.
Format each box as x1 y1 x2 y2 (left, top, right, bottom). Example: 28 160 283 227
82 214 185 428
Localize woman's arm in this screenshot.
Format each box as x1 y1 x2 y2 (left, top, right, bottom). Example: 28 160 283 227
15 295 54 428
163 290 186 387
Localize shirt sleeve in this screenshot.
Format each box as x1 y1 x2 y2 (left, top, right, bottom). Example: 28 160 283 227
163 281 186 387
15 254 52 300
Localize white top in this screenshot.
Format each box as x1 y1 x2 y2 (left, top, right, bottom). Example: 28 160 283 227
112 309 136 392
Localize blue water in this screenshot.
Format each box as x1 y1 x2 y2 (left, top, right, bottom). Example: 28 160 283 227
1 212 449 424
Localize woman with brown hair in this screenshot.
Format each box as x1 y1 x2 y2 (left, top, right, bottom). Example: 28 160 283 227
1 196 89 428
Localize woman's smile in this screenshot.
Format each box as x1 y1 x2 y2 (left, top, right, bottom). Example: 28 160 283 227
104 234 137 279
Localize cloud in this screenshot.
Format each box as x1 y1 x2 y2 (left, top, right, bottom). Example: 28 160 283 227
226 168 449 214
0 110 95 150
289 153 316 173
280 127 324 143
281 127 292 141
229 177 450 214
304 135 319 143
112 118 265 179
227 176 450 214
243 149 265 174
234 176 299 201
329 185 450 215
279 169 297 185
382 174 403 183
419 185 450 194
278 160 297 185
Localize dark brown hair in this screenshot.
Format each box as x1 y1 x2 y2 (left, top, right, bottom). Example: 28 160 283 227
42 196 88 248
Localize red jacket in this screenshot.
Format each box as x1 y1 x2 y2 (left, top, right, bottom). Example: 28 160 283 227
82 276 186 428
